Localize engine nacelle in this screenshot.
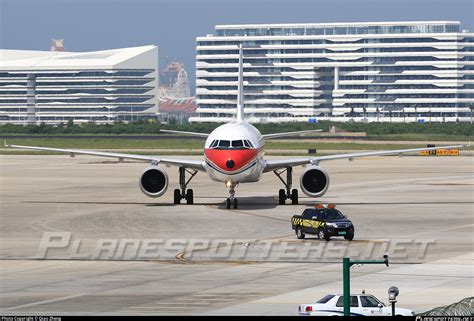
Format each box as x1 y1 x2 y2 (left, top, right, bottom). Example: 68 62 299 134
300 166 330 198
139 166 169 198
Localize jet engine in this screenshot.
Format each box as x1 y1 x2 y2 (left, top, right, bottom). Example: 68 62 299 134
139 166 169 197
300 166 330 197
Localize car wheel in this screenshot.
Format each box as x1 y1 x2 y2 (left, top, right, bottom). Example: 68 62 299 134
318 229 330 241
296 227 305 239
344 233 354 241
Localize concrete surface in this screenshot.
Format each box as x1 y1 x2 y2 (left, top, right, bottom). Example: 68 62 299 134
0 155 472 315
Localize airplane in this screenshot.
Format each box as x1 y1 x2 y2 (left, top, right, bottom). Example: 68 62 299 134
6 45 465 209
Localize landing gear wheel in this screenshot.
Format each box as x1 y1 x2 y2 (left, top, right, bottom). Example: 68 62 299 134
318 229 330 241
176 167 197 206
173 189 181 204
233 198 238 209
344 233 354 241
278 189 286 205
291 188 298 205
296 227 305 239
186 189 194 205
226 198 231 209
274 167 295 206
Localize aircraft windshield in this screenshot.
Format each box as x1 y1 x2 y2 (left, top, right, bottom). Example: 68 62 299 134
219 140 230 148
208 139 254 149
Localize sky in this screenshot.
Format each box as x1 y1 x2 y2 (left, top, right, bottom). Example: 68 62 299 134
1 0 473 94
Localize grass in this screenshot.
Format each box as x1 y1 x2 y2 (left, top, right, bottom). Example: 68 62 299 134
1 138 471 155
2 133 471 143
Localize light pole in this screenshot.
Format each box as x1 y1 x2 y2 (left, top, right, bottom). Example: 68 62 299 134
342 256 389 316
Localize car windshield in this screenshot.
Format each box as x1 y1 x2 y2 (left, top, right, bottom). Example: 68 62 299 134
316 294 335 304
360 296 382 307
319 209 344 220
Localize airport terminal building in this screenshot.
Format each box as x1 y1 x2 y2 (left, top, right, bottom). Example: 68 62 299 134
0 45 158 124
194 21 474 123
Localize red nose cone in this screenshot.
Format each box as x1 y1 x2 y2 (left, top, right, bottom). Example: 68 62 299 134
205 148 258 172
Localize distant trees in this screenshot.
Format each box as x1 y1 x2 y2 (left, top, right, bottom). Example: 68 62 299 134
0 121 472 137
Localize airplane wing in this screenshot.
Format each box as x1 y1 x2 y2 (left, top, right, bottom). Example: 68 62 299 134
262 129 323 139
263 144 465 172
5 143 206 171
159 129 209 138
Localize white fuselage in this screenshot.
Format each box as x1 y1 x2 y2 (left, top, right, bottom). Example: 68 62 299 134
203 122 265 185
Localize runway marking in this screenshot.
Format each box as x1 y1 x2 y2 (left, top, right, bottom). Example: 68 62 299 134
174 231 294 263
1 293 86 311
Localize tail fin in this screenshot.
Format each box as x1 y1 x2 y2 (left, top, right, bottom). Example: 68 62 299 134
236 44 245 123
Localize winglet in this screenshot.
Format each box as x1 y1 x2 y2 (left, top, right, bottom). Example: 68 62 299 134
236 44 245 123
4 140 8 148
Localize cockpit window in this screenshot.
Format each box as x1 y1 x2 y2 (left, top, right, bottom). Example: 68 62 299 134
209 140 219 148
208 139 255 149
232 140 244 148
218 140 230 148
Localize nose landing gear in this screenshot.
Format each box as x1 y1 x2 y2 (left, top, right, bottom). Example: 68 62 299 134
225 183 238 209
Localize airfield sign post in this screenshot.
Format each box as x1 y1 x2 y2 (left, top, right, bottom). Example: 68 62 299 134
342 256 390 317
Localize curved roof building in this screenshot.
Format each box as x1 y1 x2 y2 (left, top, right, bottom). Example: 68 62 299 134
0 45 158 124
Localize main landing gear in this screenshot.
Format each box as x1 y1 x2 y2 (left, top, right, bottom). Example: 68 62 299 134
273 167 298 205
225 183 238 209
173 167 197 205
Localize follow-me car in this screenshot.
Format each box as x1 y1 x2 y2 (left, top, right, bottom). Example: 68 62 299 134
291 204 355 240
298 294 415 316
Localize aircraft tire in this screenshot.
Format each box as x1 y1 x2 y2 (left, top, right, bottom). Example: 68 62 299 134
173 189 181 204
291 189 298 205
186 189 194 205
278 189 286 205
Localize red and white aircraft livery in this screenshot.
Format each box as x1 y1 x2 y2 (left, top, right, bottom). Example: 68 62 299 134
7 46 464 209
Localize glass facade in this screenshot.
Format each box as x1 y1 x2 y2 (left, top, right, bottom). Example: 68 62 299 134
194 21 474 123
